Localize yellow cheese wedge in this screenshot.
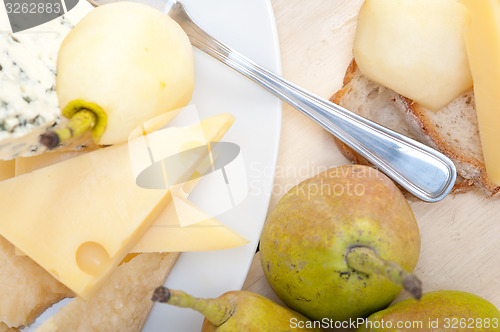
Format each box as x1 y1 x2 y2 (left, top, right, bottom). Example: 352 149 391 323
0 143 170 299
0 113 236 298
15 151 248 254
460 0 500 185
15 114 247 253
12 110 181 257
0 160 15 182
132 111 249 251
132 177 248 252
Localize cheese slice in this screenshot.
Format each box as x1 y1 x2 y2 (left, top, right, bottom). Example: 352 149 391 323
0 143 169 298
0 160 15 182
15 152 248 253
14 108 181 176
132 112 248 251
15 150 96 176
0 113 236 298
133 198 248 252
14 114 248 253
460 0 500 185
132 177 248 252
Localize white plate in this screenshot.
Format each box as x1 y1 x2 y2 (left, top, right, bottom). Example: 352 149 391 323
26 0 281 330
144 0 281 331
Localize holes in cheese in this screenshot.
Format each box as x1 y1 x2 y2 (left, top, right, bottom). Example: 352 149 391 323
75 242 111 277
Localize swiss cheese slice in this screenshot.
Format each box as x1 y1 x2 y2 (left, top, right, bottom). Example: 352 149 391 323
132 113 248 252
15 114 247 253
0 143 169 298
132 179 248 252
0 113 237 298
460 0 500 184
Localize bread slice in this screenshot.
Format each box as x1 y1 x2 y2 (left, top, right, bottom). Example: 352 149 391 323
332 60 500 197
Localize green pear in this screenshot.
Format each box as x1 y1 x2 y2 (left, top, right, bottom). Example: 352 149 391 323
259 165 421 321
152 287 321 331
358 290 500 331
41 2 194 148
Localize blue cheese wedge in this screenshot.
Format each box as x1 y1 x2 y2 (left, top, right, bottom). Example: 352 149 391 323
0 1 93 159
0 20 71 141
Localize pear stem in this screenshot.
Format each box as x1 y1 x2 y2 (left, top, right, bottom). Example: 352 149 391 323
40 109 96 148
152 286 234 326
346 247 422 300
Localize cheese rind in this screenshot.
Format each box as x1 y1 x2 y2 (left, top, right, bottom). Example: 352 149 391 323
15 150 95 176
0 160 15 182
460 0 500 185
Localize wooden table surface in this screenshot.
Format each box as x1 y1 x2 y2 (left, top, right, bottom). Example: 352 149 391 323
242 0 500 318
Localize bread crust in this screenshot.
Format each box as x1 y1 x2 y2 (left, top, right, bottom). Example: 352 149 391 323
331 60 499 197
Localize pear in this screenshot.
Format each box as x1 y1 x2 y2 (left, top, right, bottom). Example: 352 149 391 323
358 290 500 331
41 2 194 148
353 0 472 110
152 287 321 331
259 165 421 322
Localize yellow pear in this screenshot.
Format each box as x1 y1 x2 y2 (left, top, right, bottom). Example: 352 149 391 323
152 287 321 331
354 0 472 110
358 290 500 331
41 2 194 147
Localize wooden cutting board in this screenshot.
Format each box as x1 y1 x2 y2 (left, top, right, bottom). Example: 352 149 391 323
243 0 500 314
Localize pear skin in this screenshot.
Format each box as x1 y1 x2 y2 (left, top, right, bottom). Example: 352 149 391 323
259 165 421 321
358 290 500 331
152 287 321 331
